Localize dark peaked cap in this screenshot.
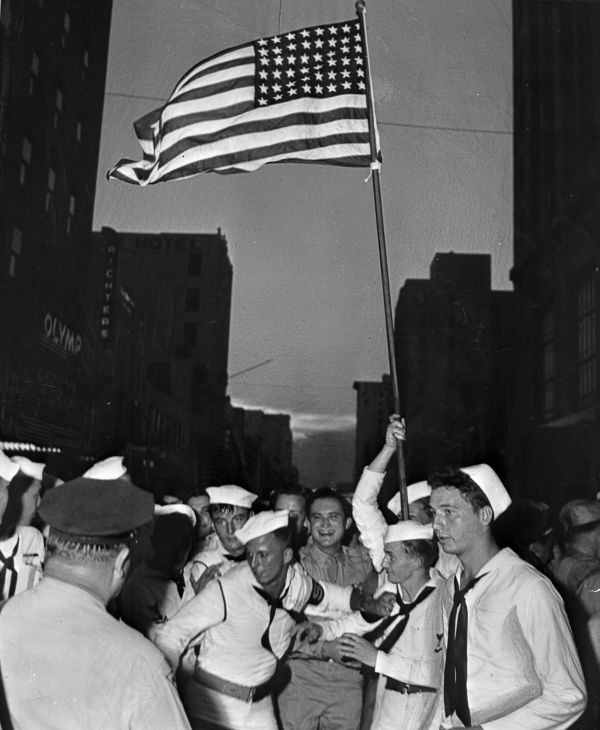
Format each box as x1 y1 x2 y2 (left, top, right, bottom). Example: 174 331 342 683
39 477 154 543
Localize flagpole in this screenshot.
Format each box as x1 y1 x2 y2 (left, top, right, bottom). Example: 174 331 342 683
355 0 409 522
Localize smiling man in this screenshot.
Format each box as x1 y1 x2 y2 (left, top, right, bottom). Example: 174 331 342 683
429 464 586 730
278 487 376 730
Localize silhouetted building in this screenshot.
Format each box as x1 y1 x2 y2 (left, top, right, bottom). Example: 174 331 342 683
88 228 233 494
395 253 515 481
353 375 393 482
511 0 600 506
0 0 112 462
226 404 297 497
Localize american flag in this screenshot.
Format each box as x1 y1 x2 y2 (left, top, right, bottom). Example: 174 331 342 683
107 19 375 184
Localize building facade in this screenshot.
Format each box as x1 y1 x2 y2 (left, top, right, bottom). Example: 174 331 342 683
395 253 515 482
352 374 393 483
88 228 233 495
0 0 112 464
511 0 600 505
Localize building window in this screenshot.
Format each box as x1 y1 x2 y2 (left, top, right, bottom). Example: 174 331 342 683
20 137 32 185
577 272 597 408
29 53 39 95
541 307 556 419
185 288 199 312
66 194 76 233
54 88 63 128
9 228 22 278
45 168 56 212
188 253 202 276
183 323 197 346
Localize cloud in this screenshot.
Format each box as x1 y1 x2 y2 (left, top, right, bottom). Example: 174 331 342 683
229 399 355 440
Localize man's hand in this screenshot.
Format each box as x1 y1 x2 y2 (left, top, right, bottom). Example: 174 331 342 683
322 640 361 668
337 633 378 667
295 621 322 644
385 415 406 449
361 591 396 617
190 563 222 594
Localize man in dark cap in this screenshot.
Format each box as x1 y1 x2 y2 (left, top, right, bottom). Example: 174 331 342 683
0 476 191 730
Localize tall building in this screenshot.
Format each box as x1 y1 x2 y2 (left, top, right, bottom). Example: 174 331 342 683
88 228 233 494
0 0 112 459
353 374 393 483
511 0 600 505
226 404 297 497
395 253 515 481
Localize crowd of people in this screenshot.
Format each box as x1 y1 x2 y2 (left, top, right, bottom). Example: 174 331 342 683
0 418 596 729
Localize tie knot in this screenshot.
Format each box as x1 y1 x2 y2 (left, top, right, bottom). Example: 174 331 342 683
453 574 485 604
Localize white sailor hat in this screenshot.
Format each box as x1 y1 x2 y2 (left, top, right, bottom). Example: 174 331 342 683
460 464 511 520
0 450 20 482
206 485 256 509
11 456 45 481
385 520 434 544
235 510 289 545
387 480 432 514
154 503 197 526
83 455 127 480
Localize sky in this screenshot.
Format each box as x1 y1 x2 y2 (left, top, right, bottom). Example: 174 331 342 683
93 0 513 487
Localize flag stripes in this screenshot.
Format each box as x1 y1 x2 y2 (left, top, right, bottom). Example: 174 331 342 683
108 20 374 184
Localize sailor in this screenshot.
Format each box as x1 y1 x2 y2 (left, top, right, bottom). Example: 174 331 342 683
430 464 586 729
155 510 356 730
0 475 191 729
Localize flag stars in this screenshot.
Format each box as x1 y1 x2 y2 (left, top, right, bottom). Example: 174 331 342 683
258 97 267 105
273 46 282 55
328 38 337 47
259 84 268 94
341 57 350 66
272 36 281 44
259 70 268 79
354 33 361 42
302 40 311 49
327 58 336 67
315 27 324 36
302 83 311 93
287 55 296 64
287 42 296 51
327 70 336 80
314 53 323 63
358 81 366 90
355 44 363 54
258 48 269 57
272 69 282 79
341 45 350 54
315 39 324 49
328 26 338 34
315 84 323 93
356 68 364 77
300 29 310 38
274 93 282 100
260 57 269 66
258 38 267 46
286 68 295 78
300 54 309 64
288 88 298 96
342 80 351 90
342 24 351 33
315 71 323 81
272 82 282 92
285 32 295 40
274 55 283 66
300 66 309 75
327 83 336 92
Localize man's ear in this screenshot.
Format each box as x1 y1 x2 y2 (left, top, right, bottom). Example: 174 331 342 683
479 505 494 527
283 546 294 565
114 545 131 580
344 517 352 532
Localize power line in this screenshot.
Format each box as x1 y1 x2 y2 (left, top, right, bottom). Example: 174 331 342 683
378 120 512 136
